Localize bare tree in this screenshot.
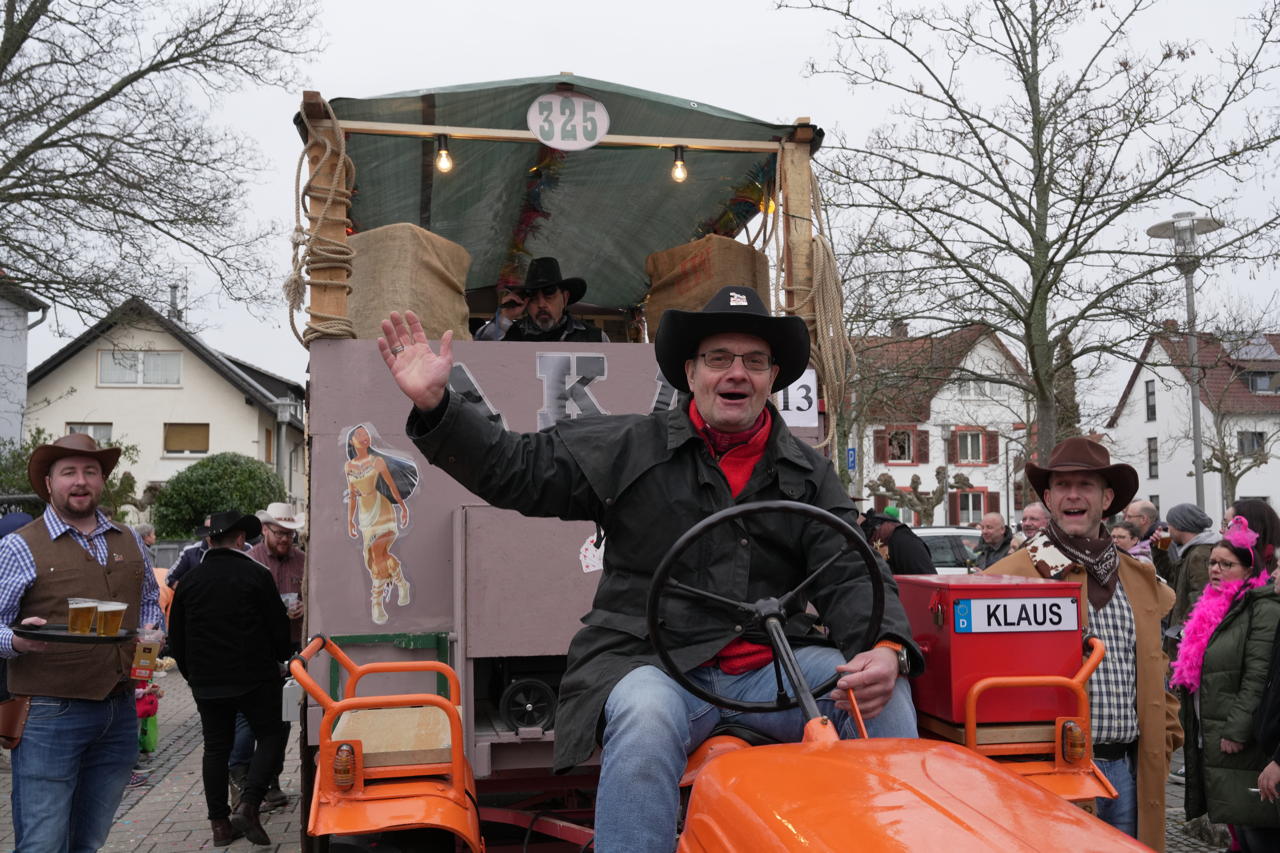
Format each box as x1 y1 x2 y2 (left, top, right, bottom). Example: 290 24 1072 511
786 0 1280 458
0 0 321 317
865 466 974 526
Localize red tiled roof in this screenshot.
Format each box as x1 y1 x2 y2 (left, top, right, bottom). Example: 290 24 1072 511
853 325 1023 423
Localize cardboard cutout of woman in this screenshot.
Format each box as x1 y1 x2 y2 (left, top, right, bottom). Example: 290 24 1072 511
342 423 420 624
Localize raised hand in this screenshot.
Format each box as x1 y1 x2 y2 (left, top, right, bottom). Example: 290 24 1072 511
378 311 454 411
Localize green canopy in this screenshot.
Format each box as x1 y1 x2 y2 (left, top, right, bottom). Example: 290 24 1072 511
325 75 800 309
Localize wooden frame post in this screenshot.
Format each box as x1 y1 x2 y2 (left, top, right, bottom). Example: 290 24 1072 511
780 118 817 336
300 91 352 327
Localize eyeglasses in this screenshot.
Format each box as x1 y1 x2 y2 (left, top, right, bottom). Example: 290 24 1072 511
697 350 773 372
1208 558 1245 570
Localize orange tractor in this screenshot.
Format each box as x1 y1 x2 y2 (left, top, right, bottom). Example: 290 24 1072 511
289 501 1138 852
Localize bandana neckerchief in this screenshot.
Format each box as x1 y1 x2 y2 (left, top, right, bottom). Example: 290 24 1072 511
1032 520 1121 610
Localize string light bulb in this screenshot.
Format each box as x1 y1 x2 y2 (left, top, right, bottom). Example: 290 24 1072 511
435 135 453 173
671 145 688 183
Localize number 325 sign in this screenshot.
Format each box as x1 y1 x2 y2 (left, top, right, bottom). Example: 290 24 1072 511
526 92 610 152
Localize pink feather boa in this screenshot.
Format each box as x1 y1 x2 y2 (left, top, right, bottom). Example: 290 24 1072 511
1169 573 1271 692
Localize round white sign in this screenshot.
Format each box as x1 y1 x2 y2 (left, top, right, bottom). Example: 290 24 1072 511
526 92 610 152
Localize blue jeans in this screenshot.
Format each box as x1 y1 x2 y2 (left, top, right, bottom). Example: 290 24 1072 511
10 690 138 853
1094 754 1137 838
594 647 917 853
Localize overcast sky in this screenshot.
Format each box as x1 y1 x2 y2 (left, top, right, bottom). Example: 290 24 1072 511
26 0 1277 394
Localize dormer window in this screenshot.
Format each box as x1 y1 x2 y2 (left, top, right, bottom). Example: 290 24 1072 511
98 350 181 386
1244 372 1276 393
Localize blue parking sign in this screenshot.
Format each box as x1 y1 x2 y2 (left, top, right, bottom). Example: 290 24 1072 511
846 447 857 471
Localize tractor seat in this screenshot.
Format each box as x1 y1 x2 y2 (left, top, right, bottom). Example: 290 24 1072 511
680 723 780 787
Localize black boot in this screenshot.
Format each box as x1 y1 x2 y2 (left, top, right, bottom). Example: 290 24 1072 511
230 800 271 846
210 817 243 847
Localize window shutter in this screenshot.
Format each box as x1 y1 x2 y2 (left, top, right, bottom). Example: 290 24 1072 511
983 431 999 464
873 430 888 463
949 491 961 525
874 495 889 512
1013 483 1026 511
917 430 930 464
946 432 958 464
986 491 1001 514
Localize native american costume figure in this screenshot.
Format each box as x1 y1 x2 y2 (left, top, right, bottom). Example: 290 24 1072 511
343 424 419 624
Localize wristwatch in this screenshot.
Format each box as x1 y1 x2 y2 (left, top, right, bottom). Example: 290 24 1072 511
875 639 911 676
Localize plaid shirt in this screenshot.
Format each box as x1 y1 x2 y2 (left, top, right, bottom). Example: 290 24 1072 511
0 507 161 657
1088 582 1140 744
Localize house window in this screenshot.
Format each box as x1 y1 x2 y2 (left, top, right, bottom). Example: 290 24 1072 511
874 427 930 465
163 423 209 454
1149 495 1160 514
957 432 983 462
1241 496 1271 505
956 491 985 524
1147 437 1159 479
1239 431 1267 455
98 350 181 386
1245 372 1276 393
957 379 989 398
1144 380 1156 421
67 423 112 443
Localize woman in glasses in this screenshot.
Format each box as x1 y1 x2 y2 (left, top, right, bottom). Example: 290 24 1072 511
1171 516 1280 850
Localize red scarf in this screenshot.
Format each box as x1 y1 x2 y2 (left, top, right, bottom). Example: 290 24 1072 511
689 399 776 674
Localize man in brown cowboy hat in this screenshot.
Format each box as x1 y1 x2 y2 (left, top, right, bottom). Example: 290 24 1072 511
377 285 919 852
501 256 609 342
985 436 1181 851
0 433 163 852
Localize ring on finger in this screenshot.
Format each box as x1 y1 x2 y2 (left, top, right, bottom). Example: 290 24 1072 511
390 344 405 355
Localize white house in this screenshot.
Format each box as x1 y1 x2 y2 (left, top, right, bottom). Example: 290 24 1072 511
1106 328 1280 517
0 284 49 444
25 298 305 510
854 325 1031 527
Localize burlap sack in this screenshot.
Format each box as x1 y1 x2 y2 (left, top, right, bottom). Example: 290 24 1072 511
347 223 473 340
643 235 770 336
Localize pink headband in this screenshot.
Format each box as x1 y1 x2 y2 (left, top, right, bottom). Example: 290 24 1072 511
1223 515 1260 553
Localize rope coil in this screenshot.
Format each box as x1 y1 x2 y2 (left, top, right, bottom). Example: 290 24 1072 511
286 98 358 346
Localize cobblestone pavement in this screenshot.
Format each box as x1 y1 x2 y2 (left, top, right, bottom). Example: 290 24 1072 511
0 679 1231 851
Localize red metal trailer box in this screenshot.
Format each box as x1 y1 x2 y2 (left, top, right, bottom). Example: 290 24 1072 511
898 574 1083 724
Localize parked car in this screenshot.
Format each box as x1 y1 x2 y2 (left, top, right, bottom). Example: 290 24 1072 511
914 526 981 575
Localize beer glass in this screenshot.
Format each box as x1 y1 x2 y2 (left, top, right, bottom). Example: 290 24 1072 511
67 598 97 634
95 601 127 636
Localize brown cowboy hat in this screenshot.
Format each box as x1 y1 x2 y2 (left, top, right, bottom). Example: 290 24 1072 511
1024 436 1138 516
27 434 121 501
654 285 810 393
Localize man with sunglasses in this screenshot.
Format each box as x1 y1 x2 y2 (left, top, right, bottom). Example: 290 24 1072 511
500 256 608 342
378 284 919 853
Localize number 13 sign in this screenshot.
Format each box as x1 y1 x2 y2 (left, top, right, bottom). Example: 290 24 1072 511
776 368 819 428
526 92 611 152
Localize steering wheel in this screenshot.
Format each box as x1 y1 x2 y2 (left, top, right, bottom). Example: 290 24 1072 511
644 499 885 715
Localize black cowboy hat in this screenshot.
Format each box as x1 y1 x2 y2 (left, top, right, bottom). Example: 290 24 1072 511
1024 436 1139 517
27 433 122 501
199 510 262 541
520 257 586 304
654 285 810 393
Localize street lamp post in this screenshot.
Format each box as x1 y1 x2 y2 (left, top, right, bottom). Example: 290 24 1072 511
1146 211 1223 509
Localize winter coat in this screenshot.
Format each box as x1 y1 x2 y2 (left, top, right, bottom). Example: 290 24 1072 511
973 528 1014 569
1154 540 1215 630
984 547 1182 852
169 548 292 692
407 392 921 773
1182 584 1280 828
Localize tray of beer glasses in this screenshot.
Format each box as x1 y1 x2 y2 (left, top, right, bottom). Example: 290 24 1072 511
11 598 134 643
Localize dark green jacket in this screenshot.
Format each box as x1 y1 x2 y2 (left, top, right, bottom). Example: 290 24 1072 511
1182 584 1280 828
408 392 920 773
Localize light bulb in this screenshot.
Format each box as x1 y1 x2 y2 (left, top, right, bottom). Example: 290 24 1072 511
671 146 688 183
435 134 453 173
